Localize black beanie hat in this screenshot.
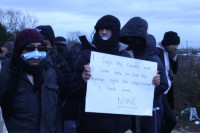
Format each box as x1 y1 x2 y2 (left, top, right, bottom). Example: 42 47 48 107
35 25 55 46
55 36 67 46
161 31 180 47
94 15 120 34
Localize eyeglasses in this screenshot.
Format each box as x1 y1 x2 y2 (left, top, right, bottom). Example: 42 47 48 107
24 44 47 52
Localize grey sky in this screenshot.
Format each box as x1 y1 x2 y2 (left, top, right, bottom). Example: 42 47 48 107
1 0 200 48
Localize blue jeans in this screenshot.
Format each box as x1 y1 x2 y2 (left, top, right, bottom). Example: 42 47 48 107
64 120 77 133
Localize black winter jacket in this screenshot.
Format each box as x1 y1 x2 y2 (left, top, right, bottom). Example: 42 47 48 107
48 51 78 120
153 45 178 109
145 35 169 108
120 18 168 109
145 52 168 107
0 59 63 133
70 44 132 133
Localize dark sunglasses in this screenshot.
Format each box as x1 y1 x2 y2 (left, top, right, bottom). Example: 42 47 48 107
24 44 47 52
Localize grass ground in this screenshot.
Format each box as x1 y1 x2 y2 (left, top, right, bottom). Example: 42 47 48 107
173 55 200 132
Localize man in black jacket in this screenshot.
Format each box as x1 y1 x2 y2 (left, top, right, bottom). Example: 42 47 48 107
55 36 72 64
35 25 77 133
0 29 63 133
119 17 168 133
154 31 180 133
72 15 132 133
76 15 161 133
35 25 71 79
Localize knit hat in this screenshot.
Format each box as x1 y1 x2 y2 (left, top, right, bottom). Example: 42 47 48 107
55 36 67 46
94 15 120 34
14 29 46 55
161 31 180 47
35 25 55 46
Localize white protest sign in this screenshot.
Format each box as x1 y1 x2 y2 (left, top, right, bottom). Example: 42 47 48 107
85 51 157 116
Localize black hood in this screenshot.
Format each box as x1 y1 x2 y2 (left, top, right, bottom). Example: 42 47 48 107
94 15 120 34
147 34 156 48
120 17 148 44
119 17 148 59
146 34 157 57
93 15 120 54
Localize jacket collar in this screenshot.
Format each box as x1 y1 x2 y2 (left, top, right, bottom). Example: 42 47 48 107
157 42 166 51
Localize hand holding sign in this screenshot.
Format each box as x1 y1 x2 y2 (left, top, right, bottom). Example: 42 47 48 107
152 71 160 87
82 64 91 83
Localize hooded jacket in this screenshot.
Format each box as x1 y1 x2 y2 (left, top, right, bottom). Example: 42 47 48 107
120 17 148 44
146 35 168 107
120 18 168 108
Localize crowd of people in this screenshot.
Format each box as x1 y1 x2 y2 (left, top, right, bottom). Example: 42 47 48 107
0 14 180 133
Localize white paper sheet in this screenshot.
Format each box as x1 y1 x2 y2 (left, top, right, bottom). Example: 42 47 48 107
85 51 157 116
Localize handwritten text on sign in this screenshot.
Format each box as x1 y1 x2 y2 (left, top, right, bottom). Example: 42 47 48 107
85 51 157 116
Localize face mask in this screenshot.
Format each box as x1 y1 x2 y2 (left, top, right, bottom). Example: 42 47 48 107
101 35 110 40
21 51 46 60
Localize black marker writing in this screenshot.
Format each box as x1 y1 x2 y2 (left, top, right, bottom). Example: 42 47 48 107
107 87 116 91
118 97 136 105
127 63 139 70
102 56 112 67
141 74 147 79
122 79 128 84
90 77 105 82
114 71 121 75
109 79 119 85
144 66 150 70
117 62 122 68
100 68 109 73
132 81 141 86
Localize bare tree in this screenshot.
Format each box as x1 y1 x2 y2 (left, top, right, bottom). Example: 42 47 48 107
0 8 39 40
66 31 82 48
0 23 8 46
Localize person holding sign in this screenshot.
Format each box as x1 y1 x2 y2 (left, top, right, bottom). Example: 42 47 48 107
73 15 161 133
71 15 132 133
119 17 168 133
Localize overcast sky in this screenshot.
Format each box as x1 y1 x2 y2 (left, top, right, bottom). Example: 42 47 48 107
1 0 200 48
